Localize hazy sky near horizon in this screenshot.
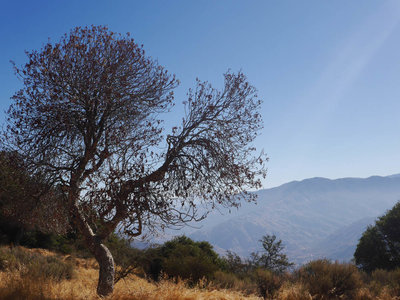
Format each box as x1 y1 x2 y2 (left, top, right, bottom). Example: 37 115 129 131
1 0 400 188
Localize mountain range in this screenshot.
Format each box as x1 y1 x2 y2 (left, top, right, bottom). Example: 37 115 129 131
149 174 400 265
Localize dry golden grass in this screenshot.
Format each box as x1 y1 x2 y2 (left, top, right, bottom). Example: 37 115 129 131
275 283 312 300
0 246 261 300
111 276 261 300
2 246 400 300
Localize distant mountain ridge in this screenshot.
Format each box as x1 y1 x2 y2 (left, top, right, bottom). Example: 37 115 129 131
181 174 400 264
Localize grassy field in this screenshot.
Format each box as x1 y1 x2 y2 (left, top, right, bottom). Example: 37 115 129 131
0 268 262 300
0 246 261 300
0 246 399 300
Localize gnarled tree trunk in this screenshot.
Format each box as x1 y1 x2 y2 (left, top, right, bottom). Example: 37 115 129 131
70 198 116 297
80 229 116 297
93 242 115 297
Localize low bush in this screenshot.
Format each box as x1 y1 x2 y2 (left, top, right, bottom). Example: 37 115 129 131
163 254 218 283
296 259 362 299
141 236 222 284
213 270 241 289
364 268 400 297
0 246 74 282
212 270 257 294
25 255 74 282
255 268 282 299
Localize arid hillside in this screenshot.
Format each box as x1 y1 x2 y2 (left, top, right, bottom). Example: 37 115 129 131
0 246 260 300
1 246 400 300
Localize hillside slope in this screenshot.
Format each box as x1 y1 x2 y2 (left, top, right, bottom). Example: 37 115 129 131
185 175 400 264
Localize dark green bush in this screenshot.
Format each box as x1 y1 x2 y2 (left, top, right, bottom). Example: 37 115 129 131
0 221 83 257
164 254 218 283
138 236 222 283
158 236 221 283
355 201 400 272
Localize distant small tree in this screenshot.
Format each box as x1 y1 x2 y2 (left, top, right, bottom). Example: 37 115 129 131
354 201 400 272
251 234 293 274
3 25 267 296
223 250 251 276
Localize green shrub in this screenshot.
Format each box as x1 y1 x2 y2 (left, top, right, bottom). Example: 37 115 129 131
142 236 222 284
297 259 361 299
163 254 218 283
141 247 163 281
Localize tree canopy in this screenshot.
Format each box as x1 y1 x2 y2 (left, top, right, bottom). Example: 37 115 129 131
354 201 400 272
3 25 267 296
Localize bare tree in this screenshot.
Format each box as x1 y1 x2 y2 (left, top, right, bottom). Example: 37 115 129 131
3 25 267 297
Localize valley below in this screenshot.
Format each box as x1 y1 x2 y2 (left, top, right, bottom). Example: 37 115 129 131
147 174 400 265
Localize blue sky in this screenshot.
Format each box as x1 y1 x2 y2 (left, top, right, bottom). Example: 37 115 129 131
1 0 400 188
